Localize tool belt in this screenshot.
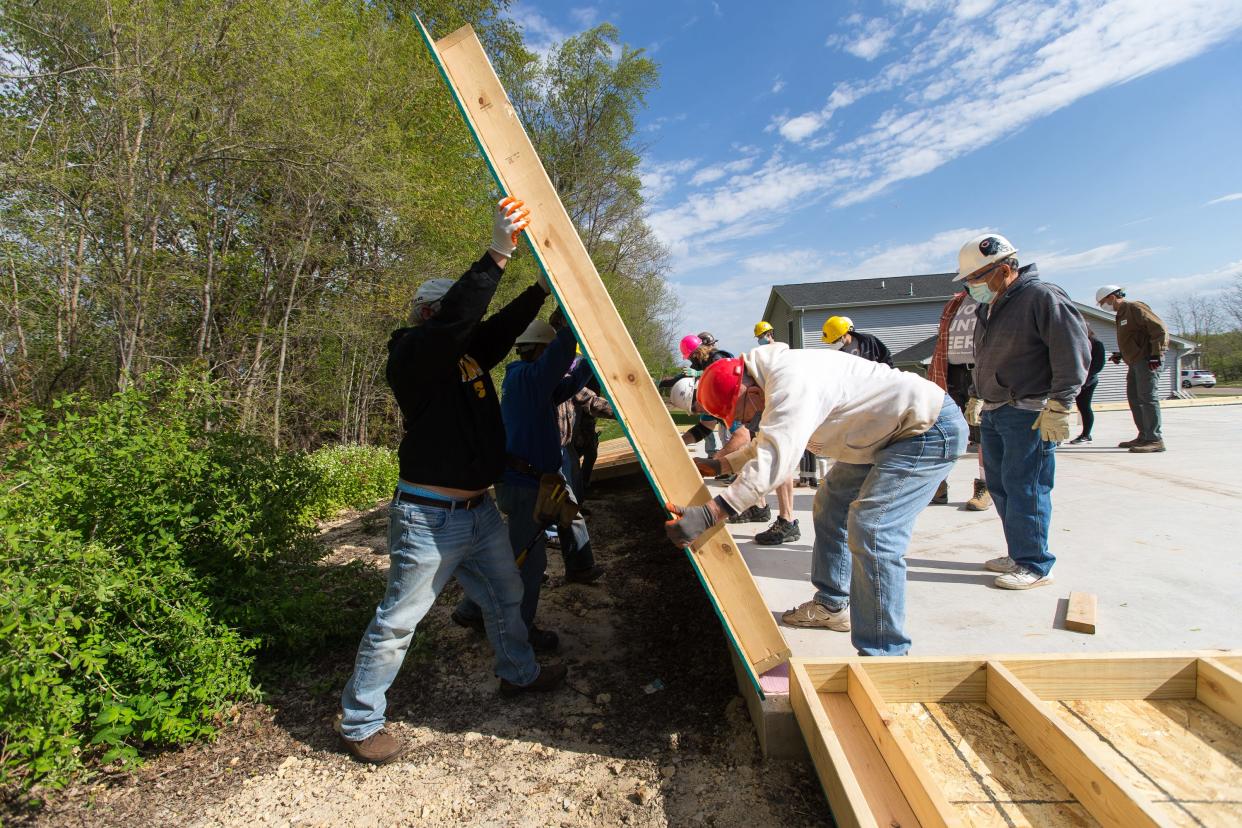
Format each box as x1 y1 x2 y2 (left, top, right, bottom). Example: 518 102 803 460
534 472 579 527
506 453 541 478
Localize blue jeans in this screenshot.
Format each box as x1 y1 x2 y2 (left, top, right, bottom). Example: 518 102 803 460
810 396 967 656
456 481 546 629
340 494 538 741
558 446 595 574
979 405 1056 577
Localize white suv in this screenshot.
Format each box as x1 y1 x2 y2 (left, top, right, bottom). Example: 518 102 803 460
1180 369 1216 388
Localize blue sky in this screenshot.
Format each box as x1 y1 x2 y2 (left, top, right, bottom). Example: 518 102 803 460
508 0 1242 356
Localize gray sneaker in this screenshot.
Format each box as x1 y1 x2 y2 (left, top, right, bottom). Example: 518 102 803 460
984 555 1019 573
781 600 850 631
994 567 1054 590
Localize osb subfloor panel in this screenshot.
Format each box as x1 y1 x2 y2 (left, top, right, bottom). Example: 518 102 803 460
1052 699 1242 828
893 702 1096 827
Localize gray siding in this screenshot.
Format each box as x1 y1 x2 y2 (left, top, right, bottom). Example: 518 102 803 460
801 301 945 354
767 301 793 347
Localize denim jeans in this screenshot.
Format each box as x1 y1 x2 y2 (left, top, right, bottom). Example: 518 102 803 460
340 494 538 741
810 396 967 655
456 481 546 629
557 445 595 574
979 405 1056 577
1126 363 1163 441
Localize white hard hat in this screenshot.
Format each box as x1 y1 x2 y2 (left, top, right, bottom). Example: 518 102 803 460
1095 285 1124 305
954 234 1018 282
409 278 455 323
669 376 698 413
515 319 556 347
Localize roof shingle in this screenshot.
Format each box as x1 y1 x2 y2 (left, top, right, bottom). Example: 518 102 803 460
773 273 958 309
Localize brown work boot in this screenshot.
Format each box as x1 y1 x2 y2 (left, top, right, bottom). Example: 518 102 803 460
1118 437 1142 448
965 479 991 511
338 727 403 764
1129 440 1166 453
499 662 568 697
930 480 949 505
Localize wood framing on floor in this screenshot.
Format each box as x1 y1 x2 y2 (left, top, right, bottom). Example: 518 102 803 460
790 651 1242 828
414 20 790 683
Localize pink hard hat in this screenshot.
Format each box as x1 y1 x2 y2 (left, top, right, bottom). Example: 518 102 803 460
678 334 702 360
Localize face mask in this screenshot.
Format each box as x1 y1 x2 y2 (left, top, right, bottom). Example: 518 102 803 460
966 281 995 304
825 341 845 351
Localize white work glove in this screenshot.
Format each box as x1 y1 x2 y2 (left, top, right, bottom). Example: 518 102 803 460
1032 399 1073 443
964 397 983 427
490 196 531 258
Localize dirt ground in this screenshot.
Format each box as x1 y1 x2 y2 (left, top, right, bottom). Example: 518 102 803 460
15 475 831 828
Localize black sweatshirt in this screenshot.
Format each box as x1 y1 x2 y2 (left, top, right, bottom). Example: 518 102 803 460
386 253 547 490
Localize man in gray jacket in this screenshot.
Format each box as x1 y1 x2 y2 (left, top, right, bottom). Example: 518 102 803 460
957 234 1088 590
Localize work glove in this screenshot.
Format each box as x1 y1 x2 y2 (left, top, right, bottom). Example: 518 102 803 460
1031 399 1073 443
964 397 983 427
1147 357 1162 371
664 500 719 548
1109 352 1123 365
490 196 531 258
694 457 722 478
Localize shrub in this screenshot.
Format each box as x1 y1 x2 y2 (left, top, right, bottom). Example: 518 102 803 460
305 443 399 519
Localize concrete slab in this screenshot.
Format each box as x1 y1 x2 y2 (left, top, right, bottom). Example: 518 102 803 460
715 403 1242 661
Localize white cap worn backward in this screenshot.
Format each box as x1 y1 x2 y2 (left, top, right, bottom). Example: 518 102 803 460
409 278 455 324
954 234 1018 281
515 319 557 347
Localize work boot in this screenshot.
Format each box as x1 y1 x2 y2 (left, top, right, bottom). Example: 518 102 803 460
781 600 850 631
931 480 949 505
984 555 1019 573
499 662 568 697
1129 440 1166 453
450 608 485 634
727 503 772 524
336 721 404 765
528 626 559 654
994 567 1054 590
1118 437 1142 448
714 473 737 483
755 517 800 545
965 479 991 511
564 564 605 585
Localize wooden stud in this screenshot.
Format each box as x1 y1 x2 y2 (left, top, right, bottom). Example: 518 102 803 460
417 21 790 679
1064 591 1097 634
845 664 957 828
1196 657 1242 728
984 660 1171 828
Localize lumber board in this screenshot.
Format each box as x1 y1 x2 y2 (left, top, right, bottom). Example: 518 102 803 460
416 21 789 680
845 665 957 828
1064 591 1097 634
984 661 1171 828
1196 657 1242 727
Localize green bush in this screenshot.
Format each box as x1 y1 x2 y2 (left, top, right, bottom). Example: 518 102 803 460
305 443 399 519
0 373 382 790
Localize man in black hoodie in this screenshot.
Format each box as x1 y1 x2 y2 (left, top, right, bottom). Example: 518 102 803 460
957 233 1088 592
337 198 567 765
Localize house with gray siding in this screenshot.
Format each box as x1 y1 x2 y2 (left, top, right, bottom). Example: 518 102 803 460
762 274 1195 403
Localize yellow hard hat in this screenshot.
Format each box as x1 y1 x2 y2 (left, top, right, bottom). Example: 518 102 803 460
753 321 773 337
821 315 853 344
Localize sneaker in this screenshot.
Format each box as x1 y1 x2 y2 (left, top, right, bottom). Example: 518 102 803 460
714 473 737 483
499 662 568 697
984 555 1019 573
337 725 403 764
564 564 605 584
1118 438 1142 448
528 626 559 654
931 480 949 505
1068 435 1092 444
994 567 1054 590
1129 440 1166 453
755 517 800 545
965 479 992 511
450 608 485 633
727 504 772 524
781 600 850 631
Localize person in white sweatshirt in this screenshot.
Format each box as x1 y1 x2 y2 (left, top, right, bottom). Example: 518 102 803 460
663 343 967 656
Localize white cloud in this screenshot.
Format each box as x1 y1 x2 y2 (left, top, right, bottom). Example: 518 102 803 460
569 7 599 27
689 156 758 187
1030 242 1165 273
778 112 827 142
638 158 697 203
771 75 786 94
1205 192 1242 206
1122 258 1242 310
506 6 569 58
829 17 898 61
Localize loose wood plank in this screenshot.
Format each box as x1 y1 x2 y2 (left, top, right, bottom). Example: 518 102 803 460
418 21 789 679
984 660 1171 828
1197 657 1242 727
1064 591 1097 634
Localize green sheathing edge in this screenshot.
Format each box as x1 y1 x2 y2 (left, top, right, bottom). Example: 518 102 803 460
413 15 767 699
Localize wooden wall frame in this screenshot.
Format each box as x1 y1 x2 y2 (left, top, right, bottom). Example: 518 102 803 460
791 651 1242 828
414 20 790 684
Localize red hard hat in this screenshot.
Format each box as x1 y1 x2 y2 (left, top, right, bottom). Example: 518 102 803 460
678 334 702 360
698 356 745 421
